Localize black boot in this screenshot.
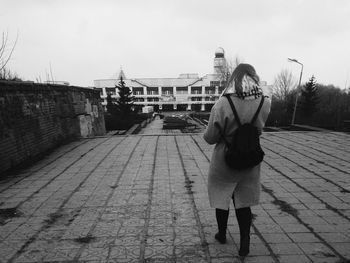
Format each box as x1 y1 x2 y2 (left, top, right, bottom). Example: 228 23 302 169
215 208 229 244
235 207 252 257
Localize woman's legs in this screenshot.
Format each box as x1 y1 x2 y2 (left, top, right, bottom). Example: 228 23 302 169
214 206 252 254
232 194 252 256
235 207 252 256
215 208 229 244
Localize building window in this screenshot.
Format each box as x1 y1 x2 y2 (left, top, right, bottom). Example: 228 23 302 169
219 86 225 94
191 87 201 94
147 87 158 95
210 81 225 87
95 88 103 96
205 96 215 101
148 98 159 102
210 81 220 87
176 87 188 94
162 90 173 95
161 87 173 95
205 87 215 94
106 88 116 95
133 87 143 95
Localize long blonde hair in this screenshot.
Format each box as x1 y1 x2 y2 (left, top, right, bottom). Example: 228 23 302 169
227 63 260 93
222 63 263 99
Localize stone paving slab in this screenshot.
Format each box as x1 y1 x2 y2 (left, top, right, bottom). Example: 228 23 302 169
0 132 349 262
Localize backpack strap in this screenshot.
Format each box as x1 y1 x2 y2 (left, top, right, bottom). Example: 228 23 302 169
225 95 241 126
251 96 265 124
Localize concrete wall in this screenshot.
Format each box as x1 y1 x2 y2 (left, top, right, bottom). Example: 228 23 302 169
0 81 106 174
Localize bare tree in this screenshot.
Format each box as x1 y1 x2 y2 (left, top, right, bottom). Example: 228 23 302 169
272 69 297 101
218 56 242 85
0 31 18 80
0 67 21 81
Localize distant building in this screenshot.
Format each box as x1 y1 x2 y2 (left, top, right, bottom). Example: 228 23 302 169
45 81 70 86
94 48 271 111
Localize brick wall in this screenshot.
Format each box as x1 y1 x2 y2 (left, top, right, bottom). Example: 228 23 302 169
0 81 106 174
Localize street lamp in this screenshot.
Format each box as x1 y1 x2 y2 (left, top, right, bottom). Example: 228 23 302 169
288 58 303 125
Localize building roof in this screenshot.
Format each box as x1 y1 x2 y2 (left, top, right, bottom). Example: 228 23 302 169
94 73 223 88
128 77 202 87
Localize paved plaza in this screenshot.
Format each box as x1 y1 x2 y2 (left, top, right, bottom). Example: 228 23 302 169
0 125 349 262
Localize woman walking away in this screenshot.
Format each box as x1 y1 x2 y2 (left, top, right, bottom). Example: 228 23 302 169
203 63 271 257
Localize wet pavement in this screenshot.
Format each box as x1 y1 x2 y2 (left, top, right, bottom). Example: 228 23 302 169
0 126 349 262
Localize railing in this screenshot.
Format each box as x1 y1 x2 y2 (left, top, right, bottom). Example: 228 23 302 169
134 94 161 97
132 101 216 105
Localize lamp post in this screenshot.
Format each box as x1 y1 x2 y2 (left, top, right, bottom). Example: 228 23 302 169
288 58 303 126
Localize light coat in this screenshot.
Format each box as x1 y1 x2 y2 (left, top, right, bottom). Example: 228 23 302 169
203 94 271 209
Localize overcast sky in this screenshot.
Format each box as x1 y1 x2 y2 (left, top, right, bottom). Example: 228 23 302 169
1 0 350 89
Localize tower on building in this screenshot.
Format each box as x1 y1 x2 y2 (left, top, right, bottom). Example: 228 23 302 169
118 67 126 80
213 47 227 75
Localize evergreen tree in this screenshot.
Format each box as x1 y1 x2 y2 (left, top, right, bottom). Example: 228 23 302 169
115 76 134 116
300 75 318 121
106 92 117 115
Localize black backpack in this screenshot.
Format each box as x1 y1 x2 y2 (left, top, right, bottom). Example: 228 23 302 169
222 95 265 170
